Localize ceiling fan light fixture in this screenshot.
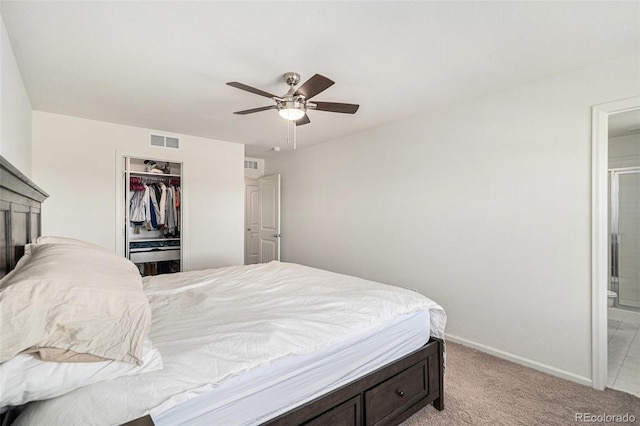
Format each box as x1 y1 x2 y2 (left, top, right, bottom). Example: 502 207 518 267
278 101 305 121
229 73 358 127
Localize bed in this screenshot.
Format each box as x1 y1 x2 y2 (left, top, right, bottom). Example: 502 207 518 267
0 155 445 426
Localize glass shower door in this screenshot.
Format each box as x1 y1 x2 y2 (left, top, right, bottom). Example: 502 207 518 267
611 169 640 310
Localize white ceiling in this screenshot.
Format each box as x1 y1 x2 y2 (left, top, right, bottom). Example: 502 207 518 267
1 1 638 158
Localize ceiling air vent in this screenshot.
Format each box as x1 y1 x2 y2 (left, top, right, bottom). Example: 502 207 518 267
244 160 258 170
150 134 180 149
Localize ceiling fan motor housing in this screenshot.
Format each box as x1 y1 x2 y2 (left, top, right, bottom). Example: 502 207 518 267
283 72 301 87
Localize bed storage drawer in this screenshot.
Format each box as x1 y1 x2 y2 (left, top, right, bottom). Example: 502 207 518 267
260 339 443 426
364 361 428 426
303 395 361 426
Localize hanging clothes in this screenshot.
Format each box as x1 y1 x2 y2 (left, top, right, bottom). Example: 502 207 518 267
164 185 178 236
129 185 148 234
175 186 181 234
129 176 180 234
143 184 151 230
147 184 161 230
130 177 144 191
159 183 167 226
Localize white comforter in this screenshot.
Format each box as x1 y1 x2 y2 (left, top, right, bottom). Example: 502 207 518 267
16 261 446 426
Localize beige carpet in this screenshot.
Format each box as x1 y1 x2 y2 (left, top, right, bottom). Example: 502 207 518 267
400 342 640 425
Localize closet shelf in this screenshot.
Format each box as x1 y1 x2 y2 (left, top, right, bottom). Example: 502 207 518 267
129 237 180 242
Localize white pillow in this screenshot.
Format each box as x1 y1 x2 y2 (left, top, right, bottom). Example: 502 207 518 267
0 243 151 365
25 236 110 255
0 338 162 408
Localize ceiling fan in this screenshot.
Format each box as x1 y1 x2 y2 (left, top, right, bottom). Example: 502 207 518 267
227 72 359 126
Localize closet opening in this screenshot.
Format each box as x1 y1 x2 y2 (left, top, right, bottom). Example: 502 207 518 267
124 156 183 276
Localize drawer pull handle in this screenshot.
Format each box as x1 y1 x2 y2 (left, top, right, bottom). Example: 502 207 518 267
396 389 405 398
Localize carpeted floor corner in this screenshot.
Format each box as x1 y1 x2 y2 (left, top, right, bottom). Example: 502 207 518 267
400 342 640 425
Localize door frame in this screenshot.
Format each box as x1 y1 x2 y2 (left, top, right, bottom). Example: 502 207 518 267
591 96 640 390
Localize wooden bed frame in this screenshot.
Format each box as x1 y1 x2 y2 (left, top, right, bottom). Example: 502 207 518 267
0 155 444 426
0 156 48 278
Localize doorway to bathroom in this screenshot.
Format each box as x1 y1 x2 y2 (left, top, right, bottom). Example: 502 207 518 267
609 167 640 312
608 111 640 315
605 117 640 397
592 97 640 395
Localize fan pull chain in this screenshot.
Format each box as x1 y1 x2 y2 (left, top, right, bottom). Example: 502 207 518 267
283 119 298 150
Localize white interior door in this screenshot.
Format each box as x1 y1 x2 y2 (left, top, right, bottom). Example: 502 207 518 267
258 174 281 262
245 183 260 265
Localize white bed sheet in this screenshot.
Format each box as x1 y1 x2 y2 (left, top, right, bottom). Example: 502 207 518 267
154 309 431 426
15 262 446 426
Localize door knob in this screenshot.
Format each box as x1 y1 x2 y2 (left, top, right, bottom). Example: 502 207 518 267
273 234 282 238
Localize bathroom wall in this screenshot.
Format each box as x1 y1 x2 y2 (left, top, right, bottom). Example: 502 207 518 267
609 133 640 168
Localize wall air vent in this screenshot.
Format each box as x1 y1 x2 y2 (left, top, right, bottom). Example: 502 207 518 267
150 134 180 149
244 157 264 178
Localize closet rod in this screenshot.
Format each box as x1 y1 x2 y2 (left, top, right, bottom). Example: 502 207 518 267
130 176 179 183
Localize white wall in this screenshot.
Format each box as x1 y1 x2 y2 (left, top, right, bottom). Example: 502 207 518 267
0 15 32 176
266 54 640 384
32 112 244 270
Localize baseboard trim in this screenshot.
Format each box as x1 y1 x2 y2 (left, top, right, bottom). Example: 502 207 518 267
445 333 593 387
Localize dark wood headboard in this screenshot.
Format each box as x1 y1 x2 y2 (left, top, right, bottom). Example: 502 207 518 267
0 155 48 278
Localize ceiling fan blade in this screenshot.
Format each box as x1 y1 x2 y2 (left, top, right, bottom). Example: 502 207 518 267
233 105 277 115
296 114 311 126
311 101 360 114
294 74 335 100
227 82 278 99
